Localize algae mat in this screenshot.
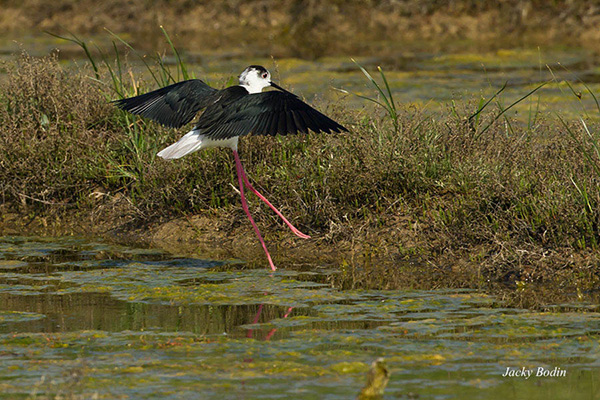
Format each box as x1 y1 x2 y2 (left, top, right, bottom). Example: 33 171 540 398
0 236 598 399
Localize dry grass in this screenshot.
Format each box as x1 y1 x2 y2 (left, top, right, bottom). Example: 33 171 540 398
0 54 114 208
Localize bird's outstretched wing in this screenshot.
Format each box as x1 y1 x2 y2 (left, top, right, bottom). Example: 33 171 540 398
196 88 348 140
113 79 218 128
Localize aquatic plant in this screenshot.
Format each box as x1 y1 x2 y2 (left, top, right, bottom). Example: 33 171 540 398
351 59 398 134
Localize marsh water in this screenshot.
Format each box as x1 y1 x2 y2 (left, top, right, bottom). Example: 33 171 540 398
2 34 600 120
0 236 598 399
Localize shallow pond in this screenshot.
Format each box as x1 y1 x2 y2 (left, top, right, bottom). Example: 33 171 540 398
0 236 598 399
2 34 600 121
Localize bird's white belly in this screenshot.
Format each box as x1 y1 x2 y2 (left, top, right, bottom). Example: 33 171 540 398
157 130 239 159
200 135 239 150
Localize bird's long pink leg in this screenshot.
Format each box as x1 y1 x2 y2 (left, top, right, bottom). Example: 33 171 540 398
236 154 311 239
234 150 277 271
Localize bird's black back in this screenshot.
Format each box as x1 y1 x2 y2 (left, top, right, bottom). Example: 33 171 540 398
194 86 348 140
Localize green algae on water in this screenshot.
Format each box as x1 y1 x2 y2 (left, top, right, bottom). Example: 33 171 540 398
0 237 599 399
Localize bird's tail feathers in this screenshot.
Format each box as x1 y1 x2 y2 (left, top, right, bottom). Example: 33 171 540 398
157 130 204 159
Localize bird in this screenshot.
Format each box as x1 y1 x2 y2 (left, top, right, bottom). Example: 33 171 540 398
113 65 348 271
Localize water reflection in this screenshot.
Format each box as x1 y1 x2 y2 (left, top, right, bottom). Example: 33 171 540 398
245 303 294 342
0 291 306 337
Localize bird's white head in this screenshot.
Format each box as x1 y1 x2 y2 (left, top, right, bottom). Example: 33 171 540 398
239 65 271 94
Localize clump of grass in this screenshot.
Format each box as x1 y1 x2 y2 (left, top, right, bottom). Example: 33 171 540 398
0 53 114 208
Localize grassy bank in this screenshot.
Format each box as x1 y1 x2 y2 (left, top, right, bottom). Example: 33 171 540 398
2 1 600 58
1 50 600 308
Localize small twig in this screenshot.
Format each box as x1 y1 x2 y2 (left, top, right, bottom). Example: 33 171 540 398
229 183 240 195
17 193 69 206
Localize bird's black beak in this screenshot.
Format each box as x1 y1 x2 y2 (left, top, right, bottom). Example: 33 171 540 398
270 82 294 95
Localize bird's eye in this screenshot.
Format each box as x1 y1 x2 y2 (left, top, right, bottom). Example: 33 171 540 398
262 73 268 79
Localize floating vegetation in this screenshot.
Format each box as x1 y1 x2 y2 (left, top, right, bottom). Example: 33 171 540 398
358 358 391 399
0 310 44 324
0 237 598 399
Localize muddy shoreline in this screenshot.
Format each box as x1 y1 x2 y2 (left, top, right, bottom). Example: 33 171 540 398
2 208 597 310
0 208 396 269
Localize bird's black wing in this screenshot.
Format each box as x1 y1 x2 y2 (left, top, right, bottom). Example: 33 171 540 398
195 88 348 140
112 79 218 128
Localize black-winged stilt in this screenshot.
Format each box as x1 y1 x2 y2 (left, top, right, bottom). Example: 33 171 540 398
114 65 348 271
